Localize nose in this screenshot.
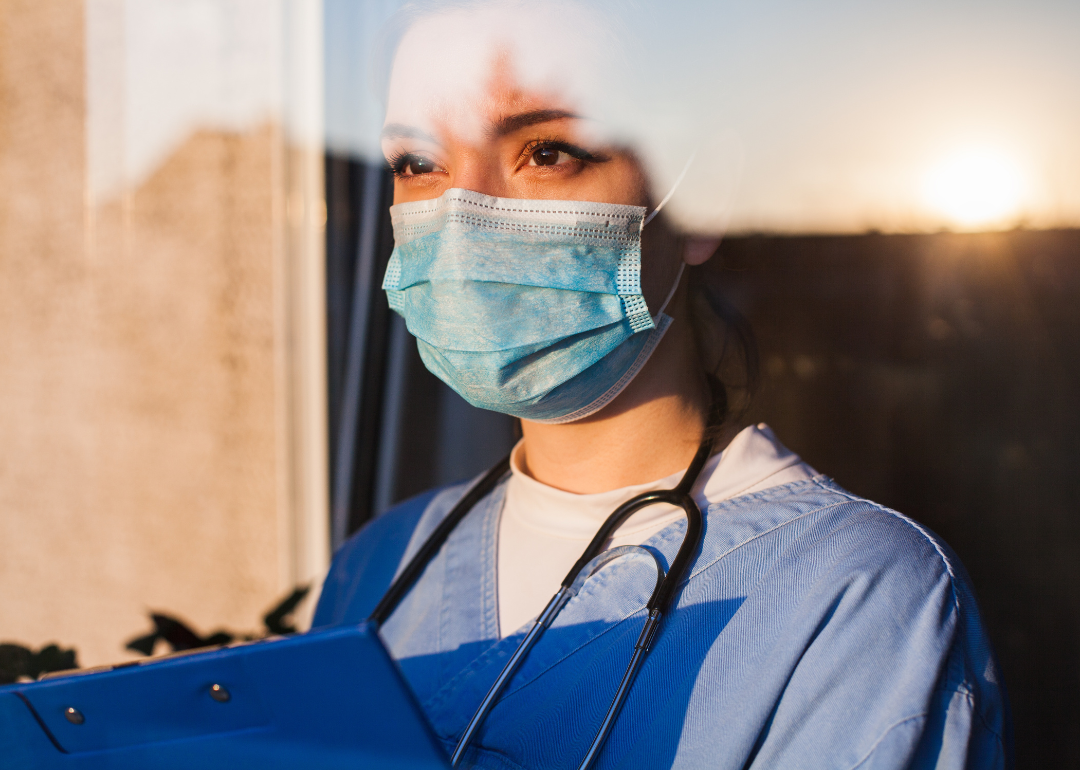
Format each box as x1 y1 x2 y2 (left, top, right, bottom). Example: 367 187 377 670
448 146 510 199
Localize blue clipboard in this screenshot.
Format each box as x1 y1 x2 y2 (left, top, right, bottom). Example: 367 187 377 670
0 623 450 769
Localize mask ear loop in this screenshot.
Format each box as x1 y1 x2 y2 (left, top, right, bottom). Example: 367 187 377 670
642 152 695 227
643 152 695 322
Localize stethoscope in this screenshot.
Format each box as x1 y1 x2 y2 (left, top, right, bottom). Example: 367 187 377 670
368 393 721 769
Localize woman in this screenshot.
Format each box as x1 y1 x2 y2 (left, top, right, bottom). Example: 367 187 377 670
314 2 1010 767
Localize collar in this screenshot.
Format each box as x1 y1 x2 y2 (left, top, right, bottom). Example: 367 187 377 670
505 423 814 541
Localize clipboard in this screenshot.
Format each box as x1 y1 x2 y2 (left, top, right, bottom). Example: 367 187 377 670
0 623 450 769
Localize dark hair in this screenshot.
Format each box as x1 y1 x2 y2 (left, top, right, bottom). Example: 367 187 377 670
687 254 760 431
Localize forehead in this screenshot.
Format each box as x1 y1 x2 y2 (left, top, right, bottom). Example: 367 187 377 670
384 3 619 144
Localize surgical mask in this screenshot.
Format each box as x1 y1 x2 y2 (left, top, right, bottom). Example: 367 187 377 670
382 188 683 423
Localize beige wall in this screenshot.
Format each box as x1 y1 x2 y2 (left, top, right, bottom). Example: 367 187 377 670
0 0 327 666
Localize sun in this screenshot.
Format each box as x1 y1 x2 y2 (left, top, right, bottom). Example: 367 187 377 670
923 147 1026 230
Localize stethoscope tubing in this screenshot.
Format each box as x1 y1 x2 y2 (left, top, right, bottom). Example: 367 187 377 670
451 545 667 768
449 585 574 766
370 394 721 769
578 607 662 770
367 456 511 628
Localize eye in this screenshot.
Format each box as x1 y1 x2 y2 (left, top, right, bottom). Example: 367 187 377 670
520 140 609 170
404 156 437 175
528 146 569 167
388 151 442 177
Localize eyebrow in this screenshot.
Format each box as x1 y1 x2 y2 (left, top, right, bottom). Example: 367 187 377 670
487 109 578 138
379 109 580 145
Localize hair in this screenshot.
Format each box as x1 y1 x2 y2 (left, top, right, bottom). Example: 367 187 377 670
374 0 759 429
688 257 759 431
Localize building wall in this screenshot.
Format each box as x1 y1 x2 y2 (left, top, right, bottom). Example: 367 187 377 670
0 0 326 667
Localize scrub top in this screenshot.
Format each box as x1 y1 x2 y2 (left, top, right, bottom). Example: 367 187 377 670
313 475 1011 769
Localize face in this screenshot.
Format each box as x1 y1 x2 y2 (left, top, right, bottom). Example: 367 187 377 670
382 101 649 210
381 7 686 309
382 18 647 208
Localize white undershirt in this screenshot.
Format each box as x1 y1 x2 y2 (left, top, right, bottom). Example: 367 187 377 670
496 424 817 636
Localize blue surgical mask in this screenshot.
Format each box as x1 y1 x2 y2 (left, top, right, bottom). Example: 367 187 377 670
382 188 680 423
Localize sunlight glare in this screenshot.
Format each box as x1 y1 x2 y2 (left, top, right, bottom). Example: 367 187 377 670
923 148 1026 230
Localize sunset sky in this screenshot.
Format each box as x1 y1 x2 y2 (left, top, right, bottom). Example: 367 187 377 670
641 0 1080 233
90 0 1080 234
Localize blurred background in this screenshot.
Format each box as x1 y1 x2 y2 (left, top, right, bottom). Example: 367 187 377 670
1 0 1078 766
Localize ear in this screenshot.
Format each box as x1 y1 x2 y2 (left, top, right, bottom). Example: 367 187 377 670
683 236 722 266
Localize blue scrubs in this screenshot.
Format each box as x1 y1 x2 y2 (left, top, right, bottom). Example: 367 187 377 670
314 476 1011 769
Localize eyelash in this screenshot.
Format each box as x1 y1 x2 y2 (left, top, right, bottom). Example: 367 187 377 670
385 139 609 178
518 138 608 166
386 150 430 177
